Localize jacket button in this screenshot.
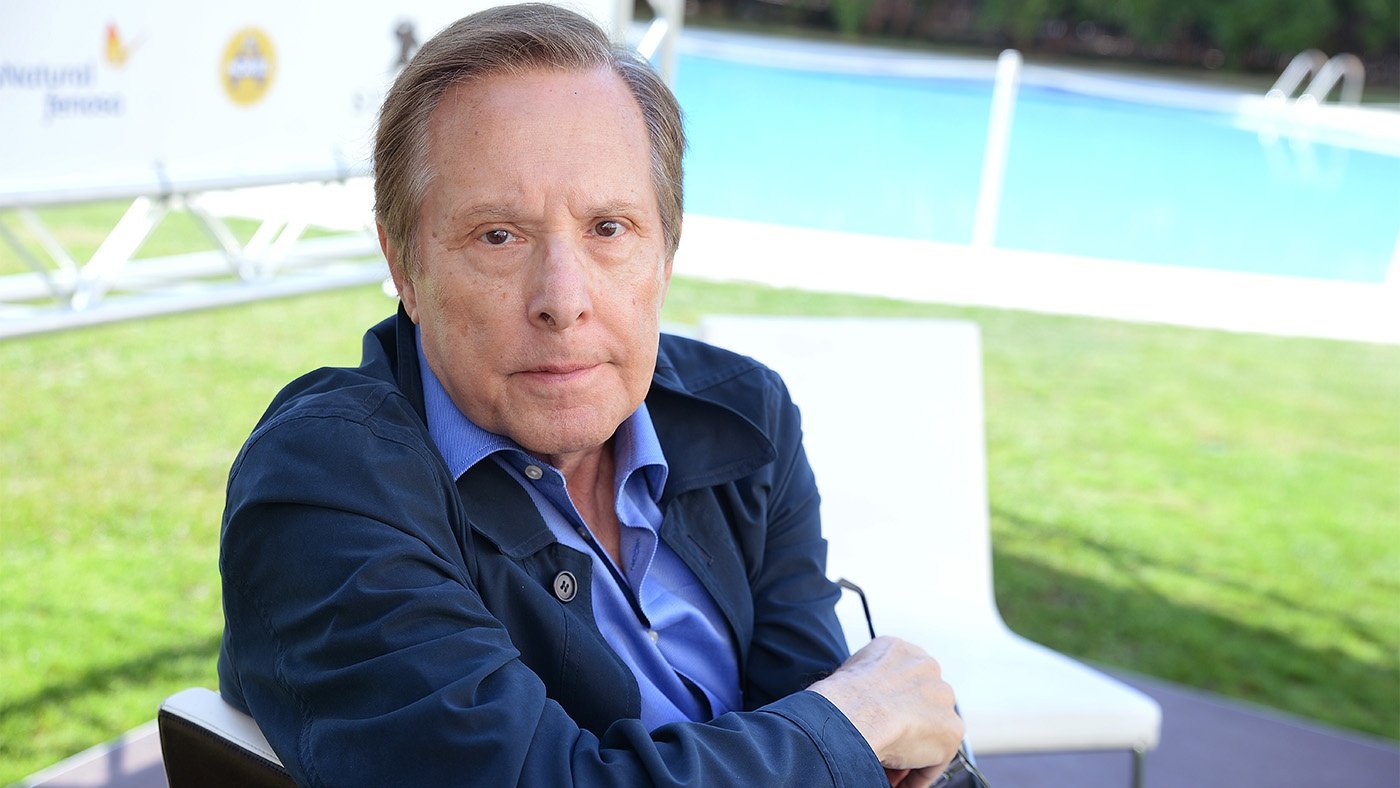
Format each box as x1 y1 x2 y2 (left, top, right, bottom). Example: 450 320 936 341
552 571 577 603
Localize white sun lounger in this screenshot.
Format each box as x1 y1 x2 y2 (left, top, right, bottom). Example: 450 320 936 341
698 315 1162 786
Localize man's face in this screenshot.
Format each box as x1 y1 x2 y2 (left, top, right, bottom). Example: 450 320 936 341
388 67 672 463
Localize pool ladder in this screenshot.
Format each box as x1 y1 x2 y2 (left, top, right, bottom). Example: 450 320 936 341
1267 50 1365 105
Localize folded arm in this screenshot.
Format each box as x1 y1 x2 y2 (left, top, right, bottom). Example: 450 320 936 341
218 408 886 787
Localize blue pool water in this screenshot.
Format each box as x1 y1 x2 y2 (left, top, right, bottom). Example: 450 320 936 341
675 52 1400 283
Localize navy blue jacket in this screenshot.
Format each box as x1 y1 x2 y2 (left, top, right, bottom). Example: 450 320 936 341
217 308 886 786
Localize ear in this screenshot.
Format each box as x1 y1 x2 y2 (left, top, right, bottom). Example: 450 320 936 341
379 223 420 323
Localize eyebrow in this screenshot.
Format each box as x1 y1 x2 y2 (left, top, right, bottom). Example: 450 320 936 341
446 204 519 224
448 200 651 224
588 201 649 219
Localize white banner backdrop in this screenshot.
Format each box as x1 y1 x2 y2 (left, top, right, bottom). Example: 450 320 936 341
0 0 628 208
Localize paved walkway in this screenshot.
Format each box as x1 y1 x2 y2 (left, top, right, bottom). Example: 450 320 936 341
674 215 1399 345
978 670 1399 787
24 669 1398 788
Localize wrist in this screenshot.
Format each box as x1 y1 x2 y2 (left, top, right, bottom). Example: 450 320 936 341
809 676 895 759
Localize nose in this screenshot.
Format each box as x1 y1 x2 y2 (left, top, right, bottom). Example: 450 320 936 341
527 236 592 331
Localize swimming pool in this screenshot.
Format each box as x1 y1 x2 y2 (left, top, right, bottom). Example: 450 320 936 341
674 36 1400 284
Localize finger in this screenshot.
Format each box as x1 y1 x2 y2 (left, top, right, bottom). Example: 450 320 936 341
896 764 945 788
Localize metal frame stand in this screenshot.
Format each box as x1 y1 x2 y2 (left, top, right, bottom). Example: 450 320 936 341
0 182 384 339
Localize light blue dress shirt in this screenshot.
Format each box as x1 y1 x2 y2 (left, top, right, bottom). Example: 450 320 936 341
416 333 740 730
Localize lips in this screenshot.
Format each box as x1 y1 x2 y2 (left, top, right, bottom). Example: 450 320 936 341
516 362 600 384
529 362 594 374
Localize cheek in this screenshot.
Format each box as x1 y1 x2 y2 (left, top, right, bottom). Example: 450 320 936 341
617 261 667 311
434 269 515 323
419 283 512 375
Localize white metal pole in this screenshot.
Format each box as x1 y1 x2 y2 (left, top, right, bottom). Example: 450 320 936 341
637 0 681 84
972 49 1023 249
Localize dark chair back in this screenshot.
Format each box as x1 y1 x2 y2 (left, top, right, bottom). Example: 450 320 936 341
158 687 293 788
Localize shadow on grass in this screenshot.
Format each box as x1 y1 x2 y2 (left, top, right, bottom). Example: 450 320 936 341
990 506 1392 657
1 634 221 723
989 510 1397 740
0 631 221 782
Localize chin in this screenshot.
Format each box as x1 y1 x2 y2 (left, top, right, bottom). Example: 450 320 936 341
512 416 620 461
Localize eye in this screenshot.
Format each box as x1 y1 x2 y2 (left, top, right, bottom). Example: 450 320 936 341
594 220 625 238
481 228 515 246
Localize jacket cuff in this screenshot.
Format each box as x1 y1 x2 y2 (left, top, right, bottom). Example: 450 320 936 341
762 690 886 787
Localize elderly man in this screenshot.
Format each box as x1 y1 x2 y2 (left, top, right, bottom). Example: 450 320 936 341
217 4 964 785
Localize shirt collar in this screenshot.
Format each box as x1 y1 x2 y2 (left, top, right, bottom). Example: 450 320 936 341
416 327 668 498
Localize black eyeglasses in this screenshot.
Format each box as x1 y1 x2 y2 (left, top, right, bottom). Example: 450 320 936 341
837 578 991 788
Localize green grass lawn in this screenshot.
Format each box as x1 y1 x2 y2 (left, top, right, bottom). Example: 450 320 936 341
2 208 1398 782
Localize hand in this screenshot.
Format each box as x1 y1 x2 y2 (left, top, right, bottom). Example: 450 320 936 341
809 637 963 779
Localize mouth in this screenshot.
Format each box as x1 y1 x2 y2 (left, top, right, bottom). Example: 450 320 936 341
515 362 601 384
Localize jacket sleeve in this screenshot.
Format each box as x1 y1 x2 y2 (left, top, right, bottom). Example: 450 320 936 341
218 399 885 787
737 369 854 709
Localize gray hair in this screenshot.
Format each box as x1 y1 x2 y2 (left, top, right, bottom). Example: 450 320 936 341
373 3 685 276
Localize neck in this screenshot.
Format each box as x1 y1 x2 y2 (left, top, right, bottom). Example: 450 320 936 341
548 441 623 565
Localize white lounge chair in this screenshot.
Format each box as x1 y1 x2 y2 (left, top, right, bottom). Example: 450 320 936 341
698 315 1162 786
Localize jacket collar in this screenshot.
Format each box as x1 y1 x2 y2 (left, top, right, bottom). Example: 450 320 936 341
366 304 428 426
647 338 777 505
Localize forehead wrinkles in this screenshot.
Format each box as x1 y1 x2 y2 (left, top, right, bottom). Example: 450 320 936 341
445 71 643 149
425 69 657 215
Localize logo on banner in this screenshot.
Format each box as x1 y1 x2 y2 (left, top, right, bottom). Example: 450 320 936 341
221 27 276 106
0 22 138 123
104 23 142 68
352 19 419 116
395 21 419 69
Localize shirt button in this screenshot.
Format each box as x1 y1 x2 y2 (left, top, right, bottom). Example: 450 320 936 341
524 465 544 480
552 571 577 603
647 629 659 644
